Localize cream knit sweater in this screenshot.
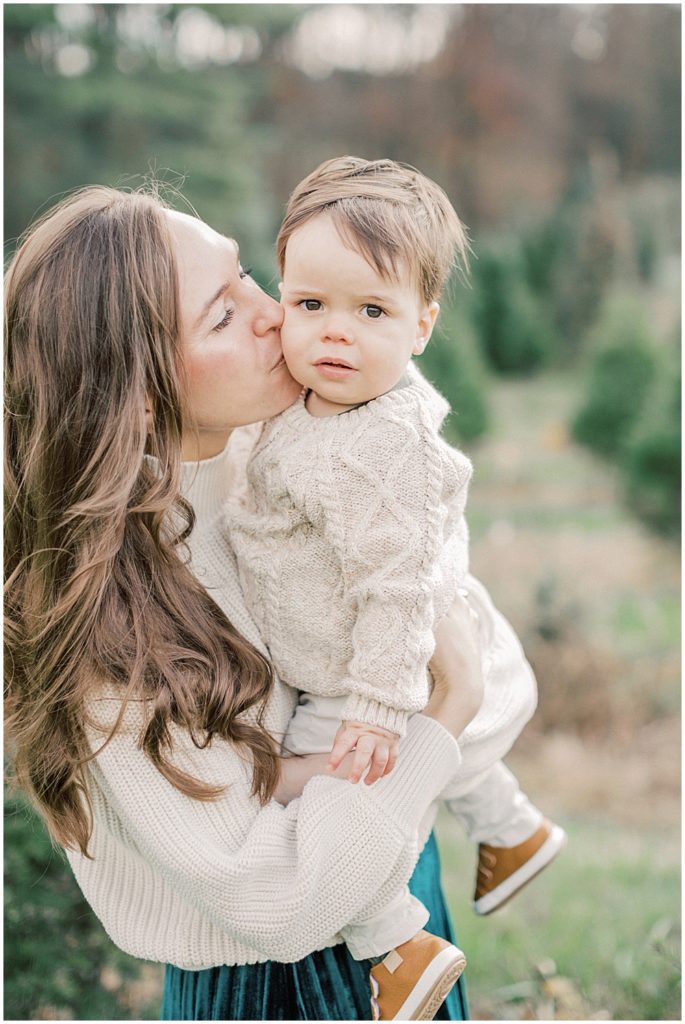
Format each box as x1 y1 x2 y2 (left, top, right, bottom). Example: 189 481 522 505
227 366 474 738
65 429 462 970
227 367 539 793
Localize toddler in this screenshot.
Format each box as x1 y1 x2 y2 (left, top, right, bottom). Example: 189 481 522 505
227 157 565 1021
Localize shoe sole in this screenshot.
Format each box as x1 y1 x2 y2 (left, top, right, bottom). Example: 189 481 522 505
473 824 567 916
393 946 467 1020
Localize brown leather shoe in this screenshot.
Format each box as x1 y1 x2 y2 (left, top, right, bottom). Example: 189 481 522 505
474 818 567 915
369 930 466 1020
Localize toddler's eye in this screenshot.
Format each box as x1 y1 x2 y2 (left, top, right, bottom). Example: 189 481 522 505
300 299 322 312
363 304 385 319
239 266 253 279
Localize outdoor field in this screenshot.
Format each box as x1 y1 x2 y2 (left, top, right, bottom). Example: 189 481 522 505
436 371 681 1022
4 4 680 1021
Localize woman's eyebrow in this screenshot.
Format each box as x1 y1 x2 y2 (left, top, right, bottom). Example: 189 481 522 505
195 280 230 329
194 239 239 329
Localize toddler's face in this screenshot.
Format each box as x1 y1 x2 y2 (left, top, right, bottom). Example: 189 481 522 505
280 214 438 416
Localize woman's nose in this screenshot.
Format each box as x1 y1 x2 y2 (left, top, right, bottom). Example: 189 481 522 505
253 290 283 336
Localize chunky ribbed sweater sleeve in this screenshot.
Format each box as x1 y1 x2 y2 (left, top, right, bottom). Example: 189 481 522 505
79 695 460 965
321 417 452 734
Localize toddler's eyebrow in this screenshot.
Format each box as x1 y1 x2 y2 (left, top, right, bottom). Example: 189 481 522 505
283 284 394 305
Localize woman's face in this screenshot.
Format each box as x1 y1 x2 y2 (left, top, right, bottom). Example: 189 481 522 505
166 211 301 461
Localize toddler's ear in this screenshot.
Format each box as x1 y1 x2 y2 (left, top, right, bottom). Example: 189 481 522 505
413 302 440 355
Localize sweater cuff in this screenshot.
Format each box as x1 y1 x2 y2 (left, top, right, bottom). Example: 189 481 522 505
341 695 410 737
365 715 461 834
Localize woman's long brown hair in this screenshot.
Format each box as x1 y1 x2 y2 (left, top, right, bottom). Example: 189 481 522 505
4 186 279 856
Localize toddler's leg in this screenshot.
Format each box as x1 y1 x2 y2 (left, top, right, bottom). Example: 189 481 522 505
445 762 566 916
342 889 466 1020
444 761 542 846
340 886 428 961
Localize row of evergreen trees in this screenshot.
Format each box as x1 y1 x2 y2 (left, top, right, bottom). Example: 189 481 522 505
420 172 680 540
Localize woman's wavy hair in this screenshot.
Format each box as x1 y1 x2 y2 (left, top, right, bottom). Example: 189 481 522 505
4 186 279 856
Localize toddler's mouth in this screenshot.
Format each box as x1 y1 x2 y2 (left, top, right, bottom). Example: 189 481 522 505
314 358 358 380
314 358 356 369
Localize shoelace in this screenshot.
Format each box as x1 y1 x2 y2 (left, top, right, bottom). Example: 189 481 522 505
477 848 498 883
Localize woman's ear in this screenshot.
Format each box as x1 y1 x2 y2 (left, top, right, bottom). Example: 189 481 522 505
413 302 440 355
145 399 154 433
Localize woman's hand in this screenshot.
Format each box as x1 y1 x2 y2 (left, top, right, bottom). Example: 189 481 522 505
425 589 484 738
273 751 356 806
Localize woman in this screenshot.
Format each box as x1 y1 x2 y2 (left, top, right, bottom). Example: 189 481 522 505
4 186 482 1020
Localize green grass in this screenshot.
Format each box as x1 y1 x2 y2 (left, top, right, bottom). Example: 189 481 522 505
4 792 162 1021
608 591 681 655
467 503 629 537
436 811 681 1020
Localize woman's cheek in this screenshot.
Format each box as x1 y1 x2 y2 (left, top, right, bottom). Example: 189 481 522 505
185 342 242 413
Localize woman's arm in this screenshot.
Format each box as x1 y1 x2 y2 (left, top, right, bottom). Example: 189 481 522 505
273 751 354 804
79 696 460 964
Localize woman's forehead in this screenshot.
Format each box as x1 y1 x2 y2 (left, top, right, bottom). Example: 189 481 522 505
165 208 237 257
164 211 239 330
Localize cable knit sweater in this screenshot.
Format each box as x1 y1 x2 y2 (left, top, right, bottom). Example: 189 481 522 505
65 429 463 970
227 365 473 738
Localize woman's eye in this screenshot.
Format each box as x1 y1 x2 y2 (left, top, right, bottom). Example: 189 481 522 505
300 299 322 312
363 304 385 319
212 308 235 332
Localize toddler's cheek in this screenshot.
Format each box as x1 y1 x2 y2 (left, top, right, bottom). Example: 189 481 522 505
280 322 310 383
279 312 299 359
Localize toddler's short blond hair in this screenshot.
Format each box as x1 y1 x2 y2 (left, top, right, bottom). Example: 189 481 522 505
276 156 469 305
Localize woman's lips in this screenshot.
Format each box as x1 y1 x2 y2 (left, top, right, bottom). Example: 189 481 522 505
314 359 358 380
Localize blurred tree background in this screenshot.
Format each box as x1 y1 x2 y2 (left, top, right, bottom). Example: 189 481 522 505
4 4 681 1020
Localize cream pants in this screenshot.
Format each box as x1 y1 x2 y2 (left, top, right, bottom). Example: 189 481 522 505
285 693 542 959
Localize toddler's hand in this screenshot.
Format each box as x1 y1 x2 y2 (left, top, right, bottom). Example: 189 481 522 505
328 720 400 785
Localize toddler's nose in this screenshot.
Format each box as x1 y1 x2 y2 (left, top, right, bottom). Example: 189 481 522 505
322 316 354 345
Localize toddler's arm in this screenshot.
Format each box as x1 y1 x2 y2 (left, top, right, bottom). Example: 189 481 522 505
327 587 483 785
276 591 483 798
321 412 472 739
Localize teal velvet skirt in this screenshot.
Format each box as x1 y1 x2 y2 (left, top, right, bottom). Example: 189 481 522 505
162 831 469 1020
